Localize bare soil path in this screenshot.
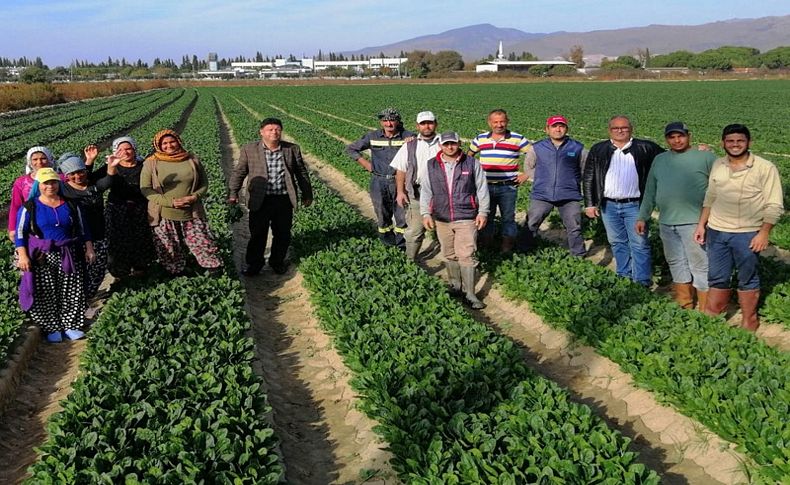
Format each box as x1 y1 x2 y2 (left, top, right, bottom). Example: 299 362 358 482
0 337 87 483
217 101 395 485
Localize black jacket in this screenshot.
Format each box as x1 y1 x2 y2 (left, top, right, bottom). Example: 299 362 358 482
582 138 664 208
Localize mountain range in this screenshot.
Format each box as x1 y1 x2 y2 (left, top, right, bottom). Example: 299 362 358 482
345 15 790 61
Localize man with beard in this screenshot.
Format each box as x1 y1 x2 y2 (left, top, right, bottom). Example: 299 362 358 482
636 122 716 310
421 132 490 309
392 111 441 260
693 124 784 330
519 115 587 257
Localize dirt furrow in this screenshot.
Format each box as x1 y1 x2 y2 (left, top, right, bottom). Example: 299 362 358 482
216 101 394 485
295 149 748 484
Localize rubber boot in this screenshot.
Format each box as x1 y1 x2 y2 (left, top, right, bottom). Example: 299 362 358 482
737 289 760 331
460 265 486 309
445 261 462 296
501 236 516 256
696 290 708 312
672 282 695 309
704 288 731 316
405 241 419 261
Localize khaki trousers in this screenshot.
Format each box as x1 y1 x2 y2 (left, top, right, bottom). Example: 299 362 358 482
435 219 478 267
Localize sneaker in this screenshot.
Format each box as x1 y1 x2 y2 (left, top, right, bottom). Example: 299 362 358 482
46 332 63 343
64 329 86 340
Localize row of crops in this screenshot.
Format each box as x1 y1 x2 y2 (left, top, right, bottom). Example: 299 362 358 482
206 86 790 481
27 92 283 482
0 82 787 482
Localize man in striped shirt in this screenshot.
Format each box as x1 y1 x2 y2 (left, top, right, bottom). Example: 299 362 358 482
467 109 531 254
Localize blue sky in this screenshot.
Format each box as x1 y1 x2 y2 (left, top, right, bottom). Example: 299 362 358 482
2 0 789 66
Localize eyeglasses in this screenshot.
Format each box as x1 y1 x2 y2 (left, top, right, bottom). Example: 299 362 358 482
609 126 632 131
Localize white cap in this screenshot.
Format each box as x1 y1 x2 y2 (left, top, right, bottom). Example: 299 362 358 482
416 111 436 123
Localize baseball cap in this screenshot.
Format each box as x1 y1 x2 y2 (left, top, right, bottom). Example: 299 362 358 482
664 121 689 136
35 167 60 184
439 131 460 144
377 107 401 121
546 115 568 126
416 111 436 123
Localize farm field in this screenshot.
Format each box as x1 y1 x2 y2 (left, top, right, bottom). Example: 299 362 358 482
0 81 787 483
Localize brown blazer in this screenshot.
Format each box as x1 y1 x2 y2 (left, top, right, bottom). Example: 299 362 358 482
229 140 313 212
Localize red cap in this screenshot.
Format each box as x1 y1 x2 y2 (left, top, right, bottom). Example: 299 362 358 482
546 115 568 126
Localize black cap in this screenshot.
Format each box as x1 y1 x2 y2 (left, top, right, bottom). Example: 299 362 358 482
664 121 689 136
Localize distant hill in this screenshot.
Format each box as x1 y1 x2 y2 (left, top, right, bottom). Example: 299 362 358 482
345 16 790 61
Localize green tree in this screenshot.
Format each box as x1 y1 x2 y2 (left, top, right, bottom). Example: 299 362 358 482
649 50 695 67
430 50 464 72
405 50 432 78
19 66 50 83
688 52 733 70
759 46 790 68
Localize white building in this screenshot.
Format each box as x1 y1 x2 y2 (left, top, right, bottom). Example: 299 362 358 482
475 41 576 73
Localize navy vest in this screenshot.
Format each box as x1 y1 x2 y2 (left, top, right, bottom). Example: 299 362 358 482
531 137 584 202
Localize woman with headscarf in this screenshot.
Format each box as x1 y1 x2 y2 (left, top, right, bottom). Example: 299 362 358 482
91 136 155 279
15 168 95 343
8 146 56 242
58 152 118 298
140 129 222 275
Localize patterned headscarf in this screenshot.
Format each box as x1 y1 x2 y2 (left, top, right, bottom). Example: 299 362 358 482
25 146 54 174
146 129 190 162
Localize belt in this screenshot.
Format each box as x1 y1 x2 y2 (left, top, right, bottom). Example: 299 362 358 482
488 180 516 186
604 197 641 203
372 172 395 180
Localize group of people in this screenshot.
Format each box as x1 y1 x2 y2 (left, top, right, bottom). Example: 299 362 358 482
345 108 784 328
12 130 223 343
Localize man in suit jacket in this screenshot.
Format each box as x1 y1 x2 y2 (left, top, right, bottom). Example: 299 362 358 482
228 117 313 275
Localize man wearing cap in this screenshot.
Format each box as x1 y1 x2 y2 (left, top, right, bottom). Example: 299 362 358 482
519 115 588 256
636 122 716 309
229 117 313 276
467 109 531 254
346 107 414 250
391 110 441 260
693 124 784 331
583 115 664 287
420 132 490 309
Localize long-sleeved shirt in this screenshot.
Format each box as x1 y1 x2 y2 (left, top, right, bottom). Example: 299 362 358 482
346 128 414 175
140 158 208 222
420 154 490 218
15 199 91 247
703 153 785 232
638 148 716 225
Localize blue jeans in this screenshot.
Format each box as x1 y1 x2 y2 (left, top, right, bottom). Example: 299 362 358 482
600 200 652 286
480 184 518 239
659 223 708 291
706 228 759 290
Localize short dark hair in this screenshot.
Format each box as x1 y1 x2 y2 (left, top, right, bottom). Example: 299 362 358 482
260 117 283 129
488 109 508 119
721 123 751 141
